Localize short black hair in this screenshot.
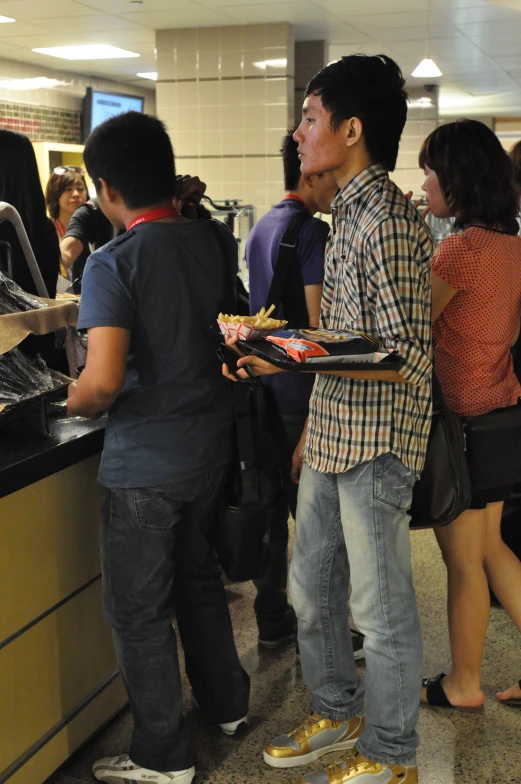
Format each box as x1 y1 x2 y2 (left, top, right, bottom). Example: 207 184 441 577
305 54 407 171
419 119 518 233
83 111 176 210
281 129 301 191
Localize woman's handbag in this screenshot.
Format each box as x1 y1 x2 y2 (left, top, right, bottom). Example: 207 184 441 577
409 376 472 529
211 379 288 582
464 403 521 489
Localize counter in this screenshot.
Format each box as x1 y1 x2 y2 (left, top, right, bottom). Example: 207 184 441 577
0 414 127 784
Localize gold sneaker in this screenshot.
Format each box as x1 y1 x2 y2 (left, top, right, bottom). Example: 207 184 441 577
299 749 419 783
264 713 365 769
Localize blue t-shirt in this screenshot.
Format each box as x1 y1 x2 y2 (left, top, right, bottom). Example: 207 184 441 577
78 219 237 488
246 198 329 415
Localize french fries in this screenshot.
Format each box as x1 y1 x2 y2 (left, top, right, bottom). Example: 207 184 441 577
218 304 287 330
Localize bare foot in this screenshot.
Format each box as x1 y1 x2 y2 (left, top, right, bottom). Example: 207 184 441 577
496 681 521 703
421 673 484 708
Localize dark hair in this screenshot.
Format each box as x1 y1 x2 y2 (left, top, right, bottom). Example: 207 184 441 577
305 54 408 171
83 111 176 210
281 129 301 191
510 139 521 202
0 129 50 239
45 170 87 220
419 119 519 232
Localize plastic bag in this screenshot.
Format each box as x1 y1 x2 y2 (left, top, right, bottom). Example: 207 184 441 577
0 270 48 315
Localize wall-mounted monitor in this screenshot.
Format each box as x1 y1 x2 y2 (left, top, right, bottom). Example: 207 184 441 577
81 87 144 142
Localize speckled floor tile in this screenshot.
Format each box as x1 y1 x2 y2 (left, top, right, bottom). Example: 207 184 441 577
45 528 521 784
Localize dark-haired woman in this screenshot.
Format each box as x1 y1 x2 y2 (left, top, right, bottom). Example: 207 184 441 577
0 129 59 298
45 167 88 291
419 119 521 710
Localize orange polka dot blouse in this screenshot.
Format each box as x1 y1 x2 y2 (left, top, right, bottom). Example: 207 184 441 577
432 226 521 417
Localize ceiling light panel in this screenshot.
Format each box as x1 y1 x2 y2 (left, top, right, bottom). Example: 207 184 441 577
32 44 140 60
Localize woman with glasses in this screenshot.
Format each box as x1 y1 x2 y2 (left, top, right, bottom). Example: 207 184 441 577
45 166 88 293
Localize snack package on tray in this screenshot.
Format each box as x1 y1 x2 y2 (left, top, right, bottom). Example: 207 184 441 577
266 328 395 364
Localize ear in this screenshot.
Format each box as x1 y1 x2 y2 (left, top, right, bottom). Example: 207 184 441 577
98 177 119 204
345 117 363 148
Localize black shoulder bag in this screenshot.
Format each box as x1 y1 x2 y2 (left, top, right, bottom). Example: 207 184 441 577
209 221 289 582
265 210 311 325
409 374 472 529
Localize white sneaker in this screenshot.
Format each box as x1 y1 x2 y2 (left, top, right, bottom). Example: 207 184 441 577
219 714 249 736
192 694 249 736
92 754 195 784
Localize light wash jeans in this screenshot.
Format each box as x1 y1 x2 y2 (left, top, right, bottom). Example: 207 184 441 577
289 453 422 766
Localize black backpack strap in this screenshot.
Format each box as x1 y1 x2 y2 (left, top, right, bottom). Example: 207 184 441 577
208 219 237 314
232 383 260 506
265 210 311 316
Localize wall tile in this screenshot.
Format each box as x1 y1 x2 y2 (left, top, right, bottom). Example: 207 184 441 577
198 51 221 80
244 129 267 155
243 105 267 132
198 80 221 106
244 157 267 183
220 79 243 106
175 52 199 80
202 130 222 157
242 78 267 106
266 77 289 105
222 129 245 156
157 53 177 81
197 27 219 51
199 104 223 132
266 103 290 130
197 157 223 184
221 50 245 79
243 25 267 50
221 105 243 131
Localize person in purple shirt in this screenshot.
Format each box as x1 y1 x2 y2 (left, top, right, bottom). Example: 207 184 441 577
246 130 337 648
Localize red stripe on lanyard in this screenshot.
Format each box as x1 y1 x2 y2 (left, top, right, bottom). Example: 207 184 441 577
127 205 180 231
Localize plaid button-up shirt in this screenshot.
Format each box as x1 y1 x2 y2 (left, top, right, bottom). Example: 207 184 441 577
305 164 434 478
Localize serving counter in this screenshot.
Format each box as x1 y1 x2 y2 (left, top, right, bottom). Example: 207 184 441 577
0 414 127 784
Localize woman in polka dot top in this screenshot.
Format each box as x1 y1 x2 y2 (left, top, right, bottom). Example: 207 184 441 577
418 119 521 711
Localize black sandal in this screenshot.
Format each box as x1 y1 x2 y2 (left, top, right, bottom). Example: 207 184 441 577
421 673 484 712
497 679 521 706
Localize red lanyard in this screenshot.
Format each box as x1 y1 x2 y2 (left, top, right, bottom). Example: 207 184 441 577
283 193 310 212
127 205 180 231
54 218 65 238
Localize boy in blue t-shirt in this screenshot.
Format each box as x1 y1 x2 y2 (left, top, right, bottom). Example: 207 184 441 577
67 111 248 784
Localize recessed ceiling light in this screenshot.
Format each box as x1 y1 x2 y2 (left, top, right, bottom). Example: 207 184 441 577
0 77 70 90
253 58 287 70
0 16 15 23
137 72 157 80
32 45 140 60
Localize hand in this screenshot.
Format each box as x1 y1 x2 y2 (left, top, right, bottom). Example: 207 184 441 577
221 351 282 382
291 422 308 484
173 175 206 214
405 190 431 218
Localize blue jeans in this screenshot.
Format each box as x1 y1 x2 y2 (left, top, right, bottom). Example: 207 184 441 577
289 453 422 766
100 466 249 772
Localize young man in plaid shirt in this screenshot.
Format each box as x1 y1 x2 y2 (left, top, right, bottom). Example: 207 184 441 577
226 54 433 784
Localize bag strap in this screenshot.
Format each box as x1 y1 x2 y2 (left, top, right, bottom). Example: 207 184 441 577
208 219 238 314
265 210 311 315
232 383 260 505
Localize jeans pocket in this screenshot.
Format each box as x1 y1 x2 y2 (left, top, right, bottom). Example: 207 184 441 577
374 453 416 511
132 486 189 530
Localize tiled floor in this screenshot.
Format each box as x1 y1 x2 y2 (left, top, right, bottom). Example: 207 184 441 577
46 528 521 784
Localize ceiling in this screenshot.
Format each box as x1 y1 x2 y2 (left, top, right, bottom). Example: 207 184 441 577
0 0 520 115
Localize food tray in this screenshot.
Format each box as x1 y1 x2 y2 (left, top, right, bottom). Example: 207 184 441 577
240 339 404 372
